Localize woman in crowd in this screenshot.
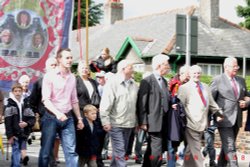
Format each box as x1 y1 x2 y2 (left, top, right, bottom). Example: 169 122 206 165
75 61 105 167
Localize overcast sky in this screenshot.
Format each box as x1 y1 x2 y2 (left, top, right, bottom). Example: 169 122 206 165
94 0 246 23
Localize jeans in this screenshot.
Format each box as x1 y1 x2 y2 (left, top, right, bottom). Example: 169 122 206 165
39 112 78 167
134 129 146 161
109 127 133 167
203 129 216 163
11 137 25 167
167 140 178 167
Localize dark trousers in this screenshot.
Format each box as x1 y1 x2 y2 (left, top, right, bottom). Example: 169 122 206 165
126 128 135 156
96 131 106 167
217 125 239 167
135 129 146 161
203 129 216 163
142 132 163 167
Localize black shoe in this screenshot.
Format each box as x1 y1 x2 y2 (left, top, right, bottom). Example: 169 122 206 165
27 138 32 145
209 161 217 167
22 156 29 166
162 159 167 165
135 159 142 164
202 150 207 157
31 135 36 140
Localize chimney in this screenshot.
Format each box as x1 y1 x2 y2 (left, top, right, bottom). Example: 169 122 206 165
104 0 123 25
199 0 220 28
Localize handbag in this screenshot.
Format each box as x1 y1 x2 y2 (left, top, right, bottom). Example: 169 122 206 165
91 91 101 108
32 113 40 132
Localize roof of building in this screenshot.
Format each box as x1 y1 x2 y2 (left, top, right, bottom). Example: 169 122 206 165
69 5 250 63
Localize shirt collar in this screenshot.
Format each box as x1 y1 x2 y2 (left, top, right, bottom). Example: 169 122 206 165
153 71 162 80
189 80 200 87
224 73 235 81
117 74 134 85
55 67 71 76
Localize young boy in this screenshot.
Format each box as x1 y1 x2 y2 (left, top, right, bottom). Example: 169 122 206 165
4 83 35 167
76 104 100 167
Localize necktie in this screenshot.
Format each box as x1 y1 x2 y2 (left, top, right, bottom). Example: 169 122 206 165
158 77 163 89
159 77 169 112
231 78 238 97
196 83 206 107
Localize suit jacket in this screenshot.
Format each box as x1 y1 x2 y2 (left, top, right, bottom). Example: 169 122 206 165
29 77 46 116
137 74 170 133
210 73 249 127
178 81 222 132
75 117 100 157
76 76 100 111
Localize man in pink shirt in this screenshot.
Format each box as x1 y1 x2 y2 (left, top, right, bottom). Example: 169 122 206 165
38 48 84 167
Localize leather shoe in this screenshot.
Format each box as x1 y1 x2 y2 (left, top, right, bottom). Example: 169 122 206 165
135 159 142 164
202 150 207 157
22 156 29 166
209 161 217 167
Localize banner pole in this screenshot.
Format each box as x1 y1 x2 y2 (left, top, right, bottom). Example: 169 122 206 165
85 0 89 65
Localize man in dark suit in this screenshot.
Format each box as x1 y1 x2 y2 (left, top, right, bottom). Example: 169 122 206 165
210 56 250 167
137 54 171 167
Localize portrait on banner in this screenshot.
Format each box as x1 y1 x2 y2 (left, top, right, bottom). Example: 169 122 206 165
0 9 48 67
0 0 73 92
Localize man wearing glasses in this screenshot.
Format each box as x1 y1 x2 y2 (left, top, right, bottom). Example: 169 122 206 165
210 56 250 167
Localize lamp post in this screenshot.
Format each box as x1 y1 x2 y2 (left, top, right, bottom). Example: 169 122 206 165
85 0 89 65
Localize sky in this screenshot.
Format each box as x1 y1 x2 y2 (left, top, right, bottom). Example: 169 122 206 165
94 0 246 23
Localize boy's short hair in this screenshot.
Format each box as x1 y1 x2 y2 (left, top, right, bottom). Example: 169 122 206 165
11 82 23 91
83 104 97 114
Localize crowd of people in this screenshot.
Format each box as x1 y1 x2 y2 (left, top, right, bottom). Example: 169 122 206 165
0 47 250 167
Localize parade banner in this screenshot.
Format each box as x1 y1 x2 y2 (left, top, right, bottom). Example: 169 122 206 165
0 0 73 92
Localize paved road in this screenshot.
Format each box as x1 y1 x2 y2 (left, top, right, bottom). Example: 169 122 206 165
0 124 249 167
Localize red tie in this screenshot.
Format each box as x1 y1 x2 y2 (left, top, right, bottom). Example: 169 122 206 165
196 83 206 107
231 78 238 97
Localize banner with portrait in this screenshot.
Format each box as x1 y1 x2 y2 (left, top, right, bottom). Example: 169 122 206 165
0 0 73 92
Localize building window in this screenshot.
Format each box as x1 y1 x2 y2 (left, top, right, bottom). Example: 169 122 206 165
198 63 222 76
133 64 145 72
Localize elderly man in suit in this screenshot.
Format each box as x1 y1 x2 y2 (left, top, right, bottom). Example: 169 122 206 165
137 53 171 167
178 65 223 167
210 57 250 167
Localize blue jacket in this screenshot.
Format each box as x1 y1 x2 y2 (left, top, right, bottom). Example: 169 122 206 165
167 96 187 142
75 117 102 157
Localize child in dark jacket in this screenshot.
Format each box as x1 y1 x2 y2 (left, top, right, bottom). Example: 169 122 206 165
4 83 35 167
76 104 101 167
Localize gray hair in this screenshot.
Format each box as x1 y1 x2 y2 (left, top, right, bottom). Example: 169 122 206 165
117 60 133 73
45 57 57 72
151 54 169 70
223 56 237 68
179 65 190 75
190 65 202 74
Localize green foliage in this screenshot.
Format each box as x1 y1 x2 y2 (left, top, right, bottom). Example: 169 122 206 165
236 1 250 29
245 76 250 91
133 71 142 83
200 75 213 84
199 75 250 91
130 71 250 92
73 0 103 30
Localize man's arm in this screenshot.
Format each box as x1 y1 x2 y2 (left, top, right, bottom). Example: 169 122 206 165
99 81 115 131
72 102 84 130
207 86 223 117
210 78 219 101
136 79 150 131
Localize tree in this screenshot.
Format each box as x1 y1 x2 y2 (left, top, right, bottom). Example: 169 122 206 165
236 0 250 29
73 0 103 29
